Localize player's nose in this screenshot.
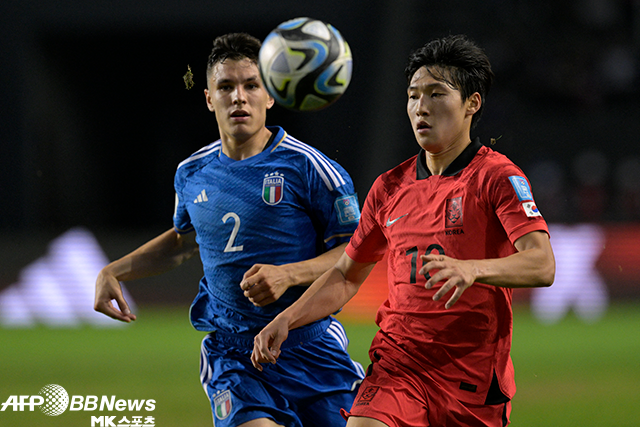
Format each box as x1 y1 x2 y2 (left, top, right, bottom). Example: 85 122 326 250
232 87 247 104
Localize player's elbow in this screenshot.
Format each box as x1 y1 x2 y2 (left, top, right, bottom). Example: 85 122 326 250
536 259 555 288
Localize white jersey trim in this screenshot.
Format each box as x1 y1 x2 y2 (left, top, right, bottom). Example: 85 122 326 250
177 141 222 170
176 136 346 193
280 135 346 191
327 319 349 351
199 337 213 395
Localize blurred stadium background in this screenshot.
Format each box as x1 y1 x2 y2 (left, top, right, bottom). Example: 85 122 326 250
1 0 639 426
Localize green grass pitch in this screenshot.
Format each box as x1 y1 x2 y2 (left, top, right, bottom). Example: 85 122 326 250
1 304 639 426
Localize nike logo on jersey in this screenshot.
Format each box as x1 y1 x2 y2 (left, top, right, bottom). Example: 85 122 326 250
386 213 408 227
194 189 208 203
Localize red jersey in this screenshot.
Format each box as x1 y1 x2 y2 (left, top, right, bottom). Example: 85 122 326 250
345 139 549 405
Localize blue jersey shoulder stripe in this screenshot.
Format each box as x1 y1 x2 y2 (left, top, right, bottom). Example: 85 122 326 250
279 136 346 191
283 135 346 187
177 140 221 170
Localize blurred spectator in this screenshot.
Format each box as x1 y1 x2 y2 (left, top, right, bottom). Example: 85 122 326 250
527 159 569 223
572 149 610 222
613 156 640 221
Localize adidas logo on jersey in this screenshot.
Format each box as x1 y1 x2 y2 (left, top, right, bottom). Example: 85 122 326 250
194 189 208 204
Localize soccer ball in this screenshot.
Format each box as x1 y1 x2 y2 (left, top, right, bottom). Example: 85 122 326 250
259 17 352 111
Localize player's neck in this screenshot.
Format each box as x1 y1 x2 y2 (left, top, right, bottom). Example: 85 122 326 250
220 127 273 161
425 137 472 175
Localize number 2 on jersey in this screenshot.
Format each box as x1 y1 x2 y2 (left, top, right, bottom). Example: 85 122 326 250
222 212 244 252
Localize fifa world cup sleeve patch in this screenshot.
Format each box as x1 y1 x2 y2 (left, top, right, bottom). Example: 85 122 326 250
334 194 360 225
508 176 534 201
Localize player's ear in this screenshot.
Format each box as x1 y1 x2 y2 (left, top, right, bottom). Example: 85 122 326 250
266 95 275 110
466 92 481 116
204 88 215 112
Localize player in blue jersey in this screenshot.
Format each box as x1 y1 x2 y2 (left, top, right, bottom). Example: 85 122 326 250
94 32 364 427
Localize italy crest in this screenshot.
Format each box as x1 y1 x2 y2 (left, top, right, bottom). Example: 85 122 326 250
262 172 285 205
214 390 232 420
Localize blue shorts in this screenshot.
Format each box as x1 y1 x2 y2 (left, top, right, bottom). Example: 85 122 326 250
199 317 365 427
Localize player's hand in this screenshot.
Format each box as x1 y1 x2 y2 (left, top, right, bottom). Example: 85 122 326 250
419 254 476 309
240 264 292 307
251 317 289 371
94 269 136 322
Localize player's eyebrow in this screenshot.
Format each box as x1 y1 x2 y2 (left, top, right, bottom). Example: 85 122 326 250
217 75 260 84
408 81 448 92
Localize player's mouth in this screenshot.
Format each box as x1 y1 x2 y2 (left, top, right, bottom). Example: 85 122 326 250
230 110 250 121
416 121 431 133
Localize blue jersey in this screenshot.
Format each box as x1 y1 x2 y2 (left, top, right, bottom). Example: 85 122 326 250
173 126 360 334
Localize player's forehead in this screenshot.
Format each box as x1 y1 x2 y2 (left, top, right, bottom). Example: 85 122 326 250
210 57 260 84
408 66 457 92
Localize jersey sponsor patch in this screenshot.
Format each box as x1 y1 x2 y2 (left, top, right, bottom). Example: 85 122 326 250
262 172 285 205
213 390 232 420
509 176 533 201
445 196 463 228
335 194 360 225
522 202 542 217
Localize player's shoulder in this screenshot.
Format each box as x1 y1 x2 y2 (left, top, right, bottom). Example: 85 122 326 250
476 144 523 176
272 127 350 191
273 129 333 163
374 154 418 196
176 140 222 174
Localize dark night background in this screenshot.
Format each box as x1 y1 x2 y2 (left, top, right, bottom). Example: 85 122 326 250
1 0 639 303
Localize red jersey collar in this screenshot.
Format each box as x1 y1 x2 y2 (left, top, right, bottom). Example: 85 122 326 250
416 137 483 180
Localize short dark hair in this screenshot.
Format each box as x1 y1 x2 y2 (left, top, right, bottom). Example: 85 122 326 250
206 33 262 80
405 35 494 129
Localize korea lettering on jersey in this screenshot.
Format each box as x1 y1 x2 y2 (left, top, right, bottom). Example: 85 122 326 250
508 176 542 218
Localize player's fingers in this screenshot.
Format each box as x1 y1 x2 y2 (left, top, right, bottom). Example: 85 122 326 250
420 254 447 265
445 287 465 309
242 264 265 282
240 275 257 291
421 260 447 273
243 283 265 301
95 300 134 323
265 332 284 362
253 334 278 366
246 289 277 307
114 296 136 321
425 268 450 290
268 343 281 361
250 349 264 371
432 278 456 302
250 297 275 308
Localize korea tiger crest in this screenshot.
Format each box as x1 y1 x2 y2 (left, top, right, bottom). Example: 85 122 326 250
446 196 463 228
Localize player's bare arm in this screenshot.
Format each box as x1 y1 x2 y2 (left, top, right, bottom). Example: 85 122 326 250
420 230 555 309
94 228 199 321
251 253 375 369
240 242 348 307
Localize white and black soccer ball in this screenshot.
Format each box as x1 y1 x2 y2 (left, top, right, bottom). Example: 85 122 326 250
259 17 352 111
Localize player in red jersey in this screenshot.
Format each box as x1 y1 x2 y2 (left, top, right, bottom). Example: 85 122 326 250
251 34 555 427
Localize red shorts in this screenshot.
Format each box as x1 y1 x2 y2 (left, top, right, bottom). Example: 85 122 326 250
342 349 511 426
